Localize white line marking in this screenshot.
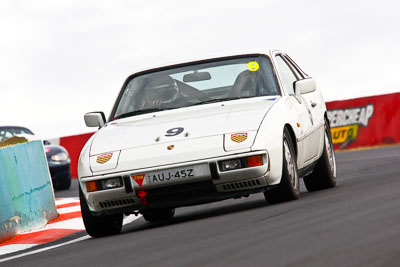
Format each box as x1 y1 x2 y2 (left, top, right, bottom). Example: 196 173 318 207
29 218 85 232
57 205 81 214
0 236 91 263
0 245 36 256
0 214 142 262
55 198 79 205
47 218 85 230
123 214 141 225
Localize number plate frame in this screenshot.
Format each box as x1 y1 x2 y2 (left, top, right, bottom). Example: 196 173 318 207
145 165 205 184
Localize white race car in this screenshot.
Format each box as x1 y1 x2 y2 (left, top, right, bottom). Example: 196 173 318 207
79 50 337 237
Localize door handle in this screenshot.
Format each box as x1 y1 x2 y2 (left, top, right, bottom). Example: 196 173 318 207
311 102 317 108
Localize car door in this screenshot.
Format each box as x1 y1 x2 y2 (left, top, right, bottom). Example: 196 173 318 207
283 55 325 161
274 54 317 167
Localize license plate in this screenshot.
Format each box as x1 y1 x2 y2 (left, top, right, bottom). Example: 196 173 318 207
146 167 195 184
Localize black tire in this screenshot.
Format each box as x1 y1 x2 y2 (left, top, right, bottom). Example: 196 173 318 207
303 119 337 191
55 176 71 191
142 208 175 222
79 186 123 237
264 127 300 204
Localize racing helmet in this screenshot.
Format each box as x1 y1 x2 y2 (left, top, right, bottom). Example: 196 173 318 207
144 75 179 108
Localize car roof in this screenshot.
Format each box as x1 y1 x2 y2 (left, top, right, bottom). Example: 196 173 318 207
0 125 34 133
128 48 281 77
0 125 33 131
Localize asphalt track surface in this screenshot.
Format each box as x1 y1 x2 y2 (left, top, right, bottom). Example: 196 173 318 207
2 146 400 267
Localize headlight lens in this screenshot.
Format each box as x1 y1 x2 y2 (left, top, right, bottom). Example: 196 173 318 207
86 177 123 192
101 178 122 189
51 152 69 162
219 155 264 172
220 159 242 171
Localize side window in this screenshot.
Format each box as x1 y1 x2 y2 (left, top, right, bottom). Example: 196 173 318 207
283 55 304 79
275 55 298 95
285 55 309 78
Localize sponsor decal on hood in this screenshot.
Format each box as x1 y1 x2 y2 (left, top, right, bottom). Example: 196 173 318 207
96 153 113 164
90 151 120 172
231 133 248 143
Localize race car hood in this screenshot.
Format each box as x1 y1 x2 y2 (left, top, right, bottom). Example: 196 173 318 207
89 97 279 157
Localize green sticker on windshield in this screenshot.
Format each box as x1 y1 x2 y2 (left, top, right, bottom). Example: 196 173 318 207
248 61 259 72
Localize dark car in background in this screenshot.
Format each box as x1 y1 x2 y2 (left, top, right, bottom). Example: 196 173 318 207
0 126 71 190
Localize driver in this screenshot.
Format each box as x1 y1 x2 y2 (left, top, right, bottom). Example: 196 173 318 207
140 75 180 109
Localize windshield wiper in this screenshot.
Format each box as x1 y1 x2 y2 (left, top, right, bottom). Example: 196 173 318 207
188 96 254 107
115 108 169 120
115 96 258 119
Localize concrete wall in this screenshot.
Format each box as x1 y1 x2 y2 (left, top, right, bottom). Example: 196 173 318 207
0 141 58 243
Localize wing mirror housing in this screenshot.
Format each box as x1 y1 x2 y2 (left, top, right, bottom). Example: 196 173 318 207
294 78 316 95
84 112 106 128
43 140 51 145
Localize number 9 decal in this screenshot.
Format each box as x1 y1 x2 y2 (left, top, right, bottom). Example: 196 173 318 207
248 61 259 72
165 127 184 137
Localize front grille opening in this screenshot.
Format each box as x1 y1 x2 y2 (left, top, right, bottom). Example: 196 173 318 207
99 198 135 208
222 178 262 191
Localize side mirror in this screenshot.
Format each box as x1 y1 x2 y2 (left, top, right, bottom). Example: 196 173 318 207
84 112 106 128
43 140 51 145
294 78 316 95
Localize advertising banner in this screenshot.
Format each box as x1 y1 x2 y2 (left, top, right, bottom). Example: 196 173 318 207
59 132 94 179
326 92 400 150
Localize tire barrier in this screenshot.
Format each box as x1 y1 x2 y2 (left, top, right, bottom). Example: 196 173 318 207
0 141 58 243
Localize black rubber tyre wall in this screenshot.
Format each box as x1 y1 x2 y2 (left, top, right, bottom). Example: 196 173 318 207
54 176 71 191
303 120 337 191
264 127 300 204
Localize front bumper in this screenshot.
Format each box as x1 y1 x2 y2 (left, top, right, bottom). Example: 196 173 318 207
80 151 269 215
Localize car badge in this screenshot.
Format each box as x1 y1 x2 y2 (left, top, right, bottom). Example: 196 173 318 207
167 145 175 150
96 153 113 164
231 133 248 143
132 174 145 186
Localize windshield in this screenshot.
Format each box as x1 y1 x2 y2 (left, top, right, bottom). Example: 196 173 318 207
0 126 34 141
112 55 280 120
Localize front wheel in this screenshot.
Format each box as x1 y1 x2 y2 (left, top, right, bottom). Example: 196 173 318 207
303 120 337 191
264 128 300 204
79 187 123 237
